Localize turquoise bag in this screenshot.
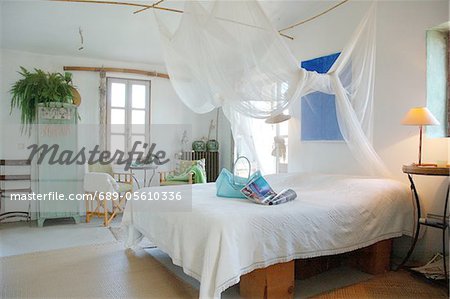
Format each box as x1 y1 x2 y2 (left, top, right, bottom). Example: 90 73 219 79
216 156 261 198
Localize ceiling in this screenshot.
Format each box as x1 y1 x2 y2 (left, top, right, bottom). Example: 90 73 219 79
0 0 342 65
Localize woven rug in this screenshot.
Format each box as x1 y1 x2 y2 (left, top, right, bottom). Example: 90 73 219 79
0 242 197 299
312 270 448 299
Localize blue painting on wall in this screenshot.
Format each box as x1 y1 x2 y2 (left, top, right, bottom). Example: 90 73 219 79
300 53 343 141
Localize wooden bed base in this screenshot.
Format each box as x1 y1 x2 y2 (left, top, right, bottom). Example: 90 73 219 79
239 239 392 299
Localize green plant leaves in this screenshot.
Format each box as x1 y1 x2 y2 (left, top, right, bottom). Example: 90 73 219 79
10 67 75 135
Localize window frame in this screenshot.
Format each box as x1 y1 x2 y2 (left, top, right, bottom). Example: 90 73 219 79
275 120 288 173
106 77 151 157
232 82 289 174
447 30 450 137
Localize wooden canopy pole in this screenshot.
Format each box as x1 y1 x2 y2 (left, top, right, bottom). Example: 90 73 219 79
50 0 183 14
52 0 350 40
133 0 165 14
279 0 350 33
63 66 170 79
50 0 293 39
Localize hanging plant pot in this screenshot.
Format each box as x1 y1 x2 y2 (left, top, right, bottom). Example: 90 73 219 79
71 87 81 107
38 103 75 120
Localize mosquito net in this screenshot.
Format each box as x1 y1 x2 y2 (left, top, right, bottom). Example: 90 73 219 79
154 0 390 177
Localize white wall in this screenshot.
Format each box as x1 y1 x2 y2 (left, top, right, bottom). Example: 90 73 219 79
286 1 449 262
0 49 232 218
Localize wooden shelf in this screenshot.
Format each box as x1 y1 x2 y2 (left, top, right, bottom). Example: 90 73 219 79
0 159 32 223
0 175 31 181
0 211 31 222
0 188 32 197
0 188 32 192
0 159 31 166
419 218 448 230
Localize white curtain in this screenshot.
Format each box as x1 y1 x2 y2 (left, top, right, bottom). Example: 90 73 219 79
155 1 391 177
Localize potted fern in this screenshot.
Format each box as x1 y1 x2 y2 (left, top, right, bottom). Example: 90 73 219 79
10 67 79 134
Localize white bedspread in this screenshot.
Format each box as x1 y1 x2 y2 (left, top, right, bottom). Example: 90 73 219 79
122 173 413 299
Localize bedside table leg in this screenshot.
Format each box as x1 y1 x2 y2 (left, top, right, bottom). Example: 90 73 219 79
396 174 421 270
442 227 447 280
442 185 449 280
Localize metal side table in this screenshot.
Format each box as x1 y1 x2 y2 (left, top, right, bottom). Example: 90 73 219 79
130 164 158 189
397 164 449 281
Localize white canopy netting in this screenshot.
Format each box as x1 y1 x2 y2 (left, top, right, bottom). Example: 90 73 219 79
154 0 390 177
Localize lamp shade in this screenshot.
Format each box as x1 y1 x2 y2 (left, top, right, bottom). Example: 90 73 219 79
401 107 439 126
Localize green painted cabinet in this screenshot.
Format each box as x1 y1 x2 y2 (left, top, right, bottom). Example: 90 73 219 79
37 103 80 227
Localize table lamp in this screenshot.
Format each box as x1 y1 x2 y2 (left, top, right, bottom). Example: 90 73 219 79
401 107 439 166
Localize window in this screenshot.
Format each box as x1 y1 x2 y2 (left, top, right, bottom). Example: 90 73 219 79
107 78 151 158
300 53 343 141
275 116 288 173
426 25 449 138
233 83 289 175
276 83 289 173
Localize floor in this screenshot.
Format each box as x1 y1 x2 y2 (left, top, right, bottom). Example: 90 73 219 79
0 218 116 257
0 242 197 299
1 218 448 298
146 248 374 299
313 270 448 298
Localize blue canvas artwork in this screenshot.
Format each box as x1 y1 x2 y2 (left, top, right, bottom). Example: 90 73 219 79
300 53 343 141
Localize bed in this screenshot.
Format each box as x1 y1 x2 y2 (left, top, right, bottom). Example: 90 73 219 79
122 173 413 299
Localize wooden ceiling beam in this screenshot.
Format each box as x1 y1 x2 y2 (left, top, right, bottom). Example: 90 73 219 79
63 66 170 79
